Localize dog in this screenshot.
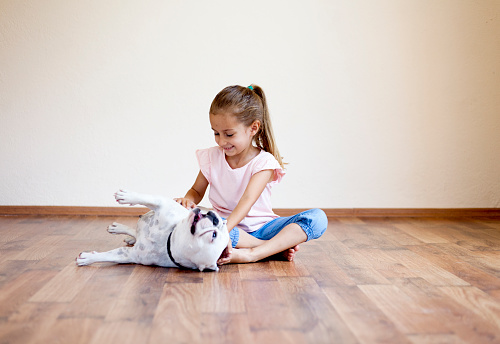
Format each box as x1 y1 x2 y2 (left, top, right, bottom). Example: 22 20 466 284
76 189 229 271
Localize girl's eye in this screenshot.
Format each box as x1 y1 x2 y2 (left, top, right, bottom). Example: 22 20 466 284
225 133 233 137
214 132 219 136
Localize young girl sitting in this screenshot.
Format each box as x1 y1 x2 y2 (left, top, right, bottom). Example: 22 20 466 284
175 84 327 265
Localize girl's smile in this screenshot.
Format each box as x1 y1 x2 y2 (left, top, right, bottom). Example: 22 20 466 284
210 111 260 168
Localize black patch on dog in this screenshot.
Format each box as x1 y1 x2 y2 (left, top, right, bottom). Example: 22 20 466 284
206 211 219 226
191 208 201 235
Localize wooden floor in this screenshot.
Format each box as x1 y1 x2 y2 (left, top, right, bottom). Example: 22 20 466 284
1 215 500 343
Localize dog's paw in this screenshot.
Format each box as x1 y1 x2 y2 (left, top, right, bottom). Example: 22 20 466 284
124 236 136 246
108 222 117 234
107 222 123 234
114 189 138 206
76 251 96 266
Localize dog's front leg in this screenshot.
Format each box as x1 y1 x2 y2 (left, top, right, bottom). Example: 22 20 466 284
76 247 134 266
114 189 164 211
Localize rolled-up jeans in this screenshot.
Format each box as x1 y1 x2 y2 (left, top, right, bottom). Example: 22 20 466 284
228 208 328 248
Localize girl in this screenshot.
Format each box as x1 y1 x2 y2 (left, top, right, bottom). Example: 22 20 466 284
175 84 327 264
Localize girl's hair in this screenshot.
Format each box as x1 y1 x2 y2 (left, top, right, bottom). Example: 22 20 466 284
209 84 285 168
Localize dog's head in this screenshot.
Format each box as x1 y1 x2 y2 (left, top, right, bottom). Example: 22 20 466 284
171 208 229 271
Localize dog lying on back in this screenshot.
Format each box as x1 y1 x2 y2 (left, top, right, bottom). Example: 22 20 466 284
76 190 229 271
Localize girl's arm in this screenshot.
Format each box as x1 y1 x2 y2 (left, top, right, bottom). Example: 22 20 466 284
225 169 274 232
175 170 209 209
217 169 274 264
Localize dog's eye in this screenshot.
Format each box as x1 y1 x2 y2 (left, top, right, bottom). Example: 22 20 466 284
212 231 217 239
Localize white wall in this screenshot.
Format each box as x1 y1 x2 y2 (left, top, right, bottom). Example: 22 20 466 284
1 0 499 209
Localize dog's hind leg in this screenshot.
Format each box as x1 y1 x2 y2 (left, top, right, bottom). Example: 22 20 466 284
107 222 137 245
108 222 136 236
76 247 134 266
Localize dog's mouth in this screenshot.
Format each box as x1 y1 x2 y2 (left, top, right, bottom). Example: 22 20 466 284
218 245 230 261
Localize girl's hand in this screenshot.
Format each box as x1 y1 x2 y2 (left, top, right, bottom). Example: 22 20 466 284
174 198 196 209
217 240 232 265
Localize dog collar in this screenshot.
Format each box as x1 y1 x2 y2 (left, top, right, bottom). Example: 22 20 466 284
167 231 188 269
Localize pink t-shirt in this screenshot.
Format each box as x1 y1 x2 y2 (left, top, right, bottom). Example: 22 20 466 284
196 146 285 233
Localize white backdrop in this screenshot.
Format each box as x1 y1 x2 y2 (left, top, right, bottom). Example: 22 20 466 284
1 0 499 208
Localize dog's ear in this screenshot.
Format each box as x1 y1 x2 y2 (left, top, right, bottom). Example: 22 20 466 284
208 263 219 272
198 264 219 272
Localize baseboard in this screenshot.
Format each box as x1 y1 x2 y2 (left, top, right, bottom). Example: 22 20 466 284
0 206 499 218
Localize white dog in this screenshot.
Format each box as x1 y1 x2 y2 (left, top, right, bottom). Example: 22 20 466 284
76 190 229 271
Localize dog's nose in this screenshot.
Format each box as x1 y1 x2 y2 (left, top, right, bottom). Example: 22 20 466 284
206 211 219 226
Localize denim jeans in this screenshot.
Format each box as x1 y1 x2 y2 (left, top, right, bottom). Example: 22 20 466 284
229 208 328 248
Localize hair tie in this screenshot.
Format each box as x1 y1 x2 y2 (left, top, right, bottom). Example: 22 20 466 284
247 85 254 90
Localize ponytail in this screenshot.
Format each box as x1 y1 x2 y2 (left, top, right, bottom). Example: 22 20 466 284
249 85 284 169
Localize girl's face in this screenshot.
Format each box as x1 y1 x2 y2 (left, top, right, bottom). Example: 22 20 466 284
210 111 259 157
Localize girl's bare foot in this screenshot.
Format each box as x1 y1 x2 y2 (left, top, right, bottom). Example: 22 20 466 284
267 245 301 262
218 245 301 265
218 247 253 265
283 245 300 261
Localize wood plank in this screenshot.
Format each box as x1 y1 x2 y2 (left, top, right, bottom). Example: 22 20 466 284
0 216 25 244
29 262 97 303
89 321 152 344
0 269 58 318
323 286 410 343
164 268 204 284
12 235 65 261
104 266 165 322
407 333 467 344
201 270 246 313
361 278 500 342
400 278 500 343
429 224 500 252
238 261 277 281
438 286 500 329
408 244 500 291
322 240 390 285
359 282 451 335
26 318 102 344
298 242 356 287
269 259 310 277
251 329 309 344
331 223 404 250
0 260 40 288
393 223 449 244
242 279 296 331
149 283 202 343
429 243 500 278
352 248 421 281
376 249 469 286
60 264 135 319
200 313 253 344
367 223 424 246
277 277 360 343
0 302 66 344
39 238 95 270
335 217 366 225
